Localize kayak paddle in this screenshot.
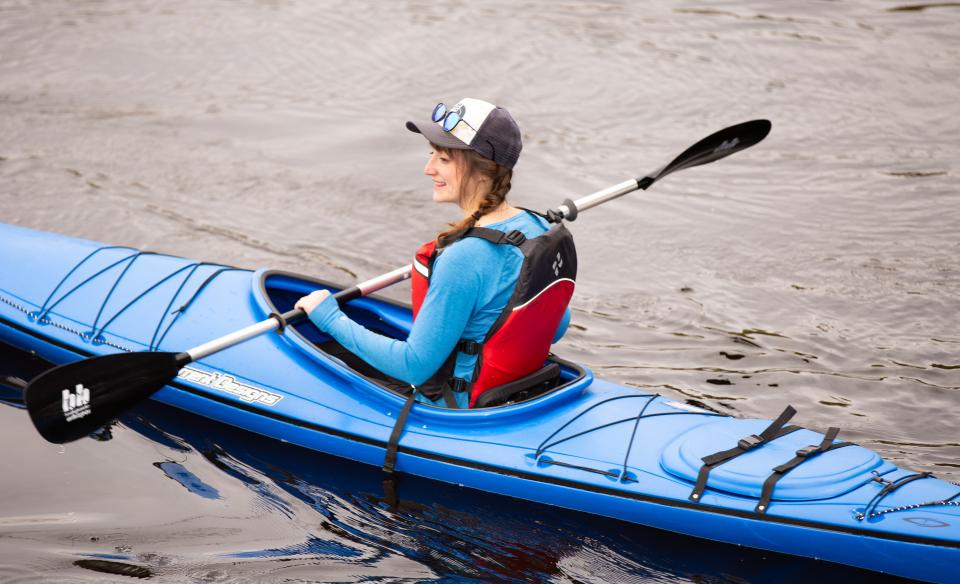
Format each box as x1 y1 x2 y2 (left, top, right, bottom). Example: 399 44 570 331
547 118 772 220
24 119 771 444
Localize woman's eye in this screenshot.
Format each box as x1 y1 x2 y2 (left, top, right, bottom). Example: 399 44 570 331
439 157 450 163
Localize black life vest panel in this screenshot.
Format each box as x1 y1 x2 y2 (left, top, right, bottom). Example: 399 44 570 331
410 215 576 407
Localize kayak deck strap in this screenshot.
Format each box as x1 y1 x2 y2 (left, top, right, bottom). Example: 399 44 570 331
152 267 247 351
690 405 798 502
89 252 161 337
856 471 936 521
9 241 248 352
36 245 136 318
150 262 221 350
533 394 725 483
858 488 960 521
755 427 855 513
620 395 659 481
36 250 143 322
536 393 716 457
541 458 620 478
1 291 133 352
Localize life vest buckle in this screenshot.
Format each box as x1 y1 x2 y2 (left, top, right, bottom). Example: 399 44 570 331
457 340 482 355
503 230 526 246
448 377 470 393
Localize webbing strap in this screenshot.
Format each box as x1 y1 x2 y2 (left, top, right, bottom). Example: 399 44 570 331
755 427 854 513
441 226 526 248
463 226 526 246
382 390 417 474
442 385 459 409
690 405 799 502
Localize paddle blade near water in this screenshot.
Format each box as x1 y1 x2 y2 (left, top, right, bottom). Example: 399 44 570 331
24 351 184 444
640 119 772 188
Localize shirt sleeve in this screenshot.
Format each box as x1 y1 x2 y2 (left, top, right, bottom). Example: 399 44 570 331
307 244 484 386
553 307 571 343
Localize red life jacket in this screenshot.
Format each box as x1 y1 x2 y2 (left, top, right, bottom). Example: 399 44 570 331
410 216 576 408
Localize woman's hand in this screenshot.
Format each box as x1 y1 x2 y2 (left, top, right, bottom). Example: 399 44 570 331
295 289 331 315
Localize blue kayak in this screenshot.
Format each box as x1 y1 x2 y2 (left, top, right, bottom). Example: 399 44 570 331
0 222 957 582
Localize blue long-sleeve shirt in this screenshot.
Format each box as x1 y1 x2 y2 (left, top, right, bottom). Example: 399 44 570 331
308 210 571 408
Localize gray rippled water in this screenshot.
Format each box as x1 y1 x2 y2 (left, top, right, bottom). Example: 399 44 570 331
1 0 958 581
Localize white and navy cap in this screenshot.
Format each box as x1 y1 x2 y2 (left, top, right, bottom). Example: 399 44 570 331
406 98 523 169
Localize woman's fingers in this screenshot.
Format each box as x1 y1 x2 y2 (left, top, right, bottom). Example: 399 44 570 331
294 289 331 315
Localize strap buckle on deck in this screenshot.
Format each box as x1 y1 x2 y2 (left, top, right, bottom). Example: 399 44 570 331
737 434 763 451
795 445 818 458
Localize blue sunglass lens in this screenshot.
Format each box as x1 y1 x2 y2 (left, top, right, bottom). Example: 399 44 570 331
442 111 461 132
432 103 446 123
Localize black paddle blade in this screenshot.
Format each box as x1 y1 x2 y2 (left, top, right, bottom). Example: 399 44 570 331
24 351 184 444
642 119 772 188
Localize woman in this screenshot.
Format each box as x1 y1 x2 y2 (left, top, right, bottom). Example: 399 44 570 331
296 98 574 409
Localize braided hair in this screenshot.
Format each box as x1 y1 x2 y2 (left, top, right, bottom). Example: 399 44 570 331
433 143 513 246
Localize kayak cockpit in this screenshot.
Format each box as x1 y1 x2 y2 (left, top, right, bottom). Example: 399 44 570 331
255 270 588 409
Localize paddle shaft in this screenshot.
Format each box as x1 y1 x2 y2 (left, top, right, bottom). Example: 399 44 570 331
182 266 411 362
181 176 652 363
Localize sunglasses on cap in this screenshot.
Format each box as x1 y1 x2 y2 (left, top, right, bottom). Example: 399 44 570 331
432 102 478 133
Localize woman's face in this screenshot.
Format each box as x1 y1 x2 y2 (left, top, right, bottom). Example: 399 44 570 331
424 148 466 206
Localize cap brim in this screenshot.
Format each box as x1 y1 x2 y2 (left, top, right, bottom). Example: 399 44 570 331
406 120 470 149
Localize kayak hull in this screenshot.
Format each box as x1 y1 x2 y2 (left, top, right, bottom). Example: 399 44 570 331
0 222 957 582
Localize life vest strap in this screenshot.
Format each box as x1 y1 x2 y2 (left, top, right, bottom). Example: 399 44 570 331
412 218 577 409
440 227 527 249
457 339 482 355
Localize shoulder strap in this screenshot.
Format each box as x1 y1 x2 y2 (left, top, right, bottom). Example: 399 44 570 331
460 226 527 246
515 207 550 221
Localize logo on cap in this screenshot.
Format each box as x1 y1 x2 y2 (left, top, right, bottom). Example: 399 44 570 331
445 98 497 146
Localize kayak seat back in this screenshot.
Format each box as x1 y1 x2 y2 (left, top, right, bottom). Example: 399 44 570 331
473 361 561 408
660 418 894 501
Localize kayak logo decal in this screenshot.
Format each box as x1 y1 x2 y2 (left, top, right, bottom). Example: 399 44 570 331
903 517 950 528
178 366 283 406
62 384 91 422
552 252 563 276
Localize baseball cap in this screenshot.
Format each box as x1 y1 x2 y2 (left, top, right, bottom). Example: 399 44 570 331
406 98 523 169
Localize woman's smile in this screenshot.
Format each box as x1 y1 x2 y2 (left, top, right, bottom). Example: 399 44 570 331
424 149 462 204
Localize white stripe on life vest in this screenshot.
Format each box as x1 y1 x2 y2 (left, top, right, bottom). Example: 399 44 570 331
511 278 575 311
413 260 430 278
